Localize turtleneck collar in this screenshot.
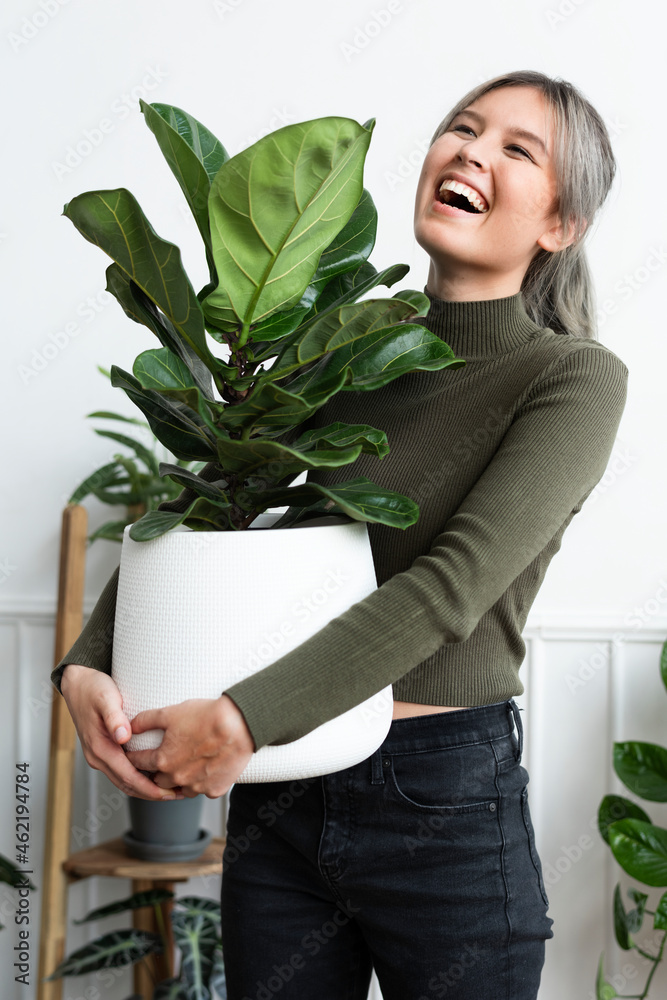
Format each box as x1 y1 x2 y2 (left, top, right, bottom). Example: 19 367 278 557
421 287 544 360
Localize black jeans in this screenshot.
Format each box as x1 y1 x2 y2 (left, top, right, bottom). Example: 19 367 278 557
220 700 553 1000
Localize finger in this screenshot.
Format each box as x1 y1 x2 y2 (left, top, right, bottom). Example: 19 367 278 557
131 708 169 734
92 683 134 745
92 739 182 801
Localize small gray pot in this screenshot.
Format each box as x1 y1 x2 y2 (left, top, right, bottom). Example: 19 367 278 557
123 795 211 862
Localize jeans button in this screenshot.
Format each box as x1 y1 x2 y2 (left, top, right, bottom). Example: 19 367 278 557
383 758 391 768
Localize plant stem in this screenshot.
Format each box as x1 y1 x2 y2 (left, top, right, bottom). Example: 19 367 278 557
638 931 667 999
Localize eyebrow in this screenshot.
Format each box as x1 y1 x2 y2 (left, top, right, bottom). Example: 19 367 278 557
454 108 548 156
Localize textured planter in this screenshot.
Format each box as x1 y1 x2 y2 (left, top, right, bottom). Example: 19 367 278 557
111 512 393 782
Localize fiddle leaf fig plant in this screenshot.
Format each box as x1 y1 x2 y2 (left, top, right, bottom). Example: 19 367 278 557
63 102 464 541
596 639 667 999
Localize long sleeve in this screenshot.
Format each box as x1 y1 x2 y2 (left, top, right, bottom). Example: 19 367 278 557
222 345 629 750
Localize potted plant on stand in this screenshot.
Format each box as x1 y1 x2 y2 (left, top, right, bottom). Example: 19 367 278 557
62 100 464 859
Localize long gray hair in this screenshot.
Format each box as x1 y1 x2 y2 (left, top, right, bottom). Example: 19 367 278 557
429 70 616 339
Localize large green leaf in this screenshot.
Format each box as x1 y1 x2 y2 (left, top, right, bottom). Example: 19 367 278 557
608 819 667 886
614 742 667 801
202 117 374 334
300 259 379 321
140 100 229 281
171 908 220 998
248 305 311 343
246 189 377 346
238 476 419 529
215 435 364 479
132 346 206 406
110 366 217 462
128 498 201 541
598 794 652 845
293 421 389 459
157 462 230 505
296 293 429 364
183 497 235 532
44 929 163 979
613 883 633 949
283 321 463 396
263 262 410 370
298 187 377 307
63 189 219 374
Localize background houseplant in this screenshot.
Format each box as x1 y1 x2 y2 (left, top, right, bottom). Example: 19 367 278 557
69 366 201 543
596 639 667 999
45 887 226 999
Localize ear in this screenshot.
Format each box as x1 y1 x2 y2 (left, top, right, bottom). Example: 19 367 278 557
537 214 585 253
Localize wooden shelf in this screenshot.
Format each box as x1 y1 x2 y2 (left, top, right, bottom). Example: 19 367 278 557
38 505 228 1000
63 836 225 882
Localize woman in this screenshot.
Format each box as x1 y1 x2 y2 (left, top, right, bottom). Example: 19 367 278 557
54 71 628 998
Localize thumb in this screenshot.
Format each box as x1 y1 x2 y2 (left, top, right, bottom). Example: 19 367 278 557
130 707 166 735
101 705 133 745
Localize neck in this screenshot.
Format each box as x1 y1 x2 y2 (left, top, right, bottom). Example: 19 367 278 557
421 286 543 360
425 259 527 302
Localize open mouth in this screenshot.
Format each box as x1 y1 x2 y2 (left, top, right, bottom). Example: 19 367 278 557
437 179 488 214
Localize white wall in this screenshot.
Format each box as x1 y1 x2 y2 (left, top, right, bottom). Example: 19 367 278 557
1 1 665 998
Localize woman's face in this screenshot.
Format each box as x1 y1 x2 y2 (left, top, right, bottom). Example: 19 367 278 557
413 85 571 298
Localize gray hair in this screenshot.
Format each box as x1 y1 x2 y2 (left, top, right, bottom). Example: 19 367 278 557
429 70 616 339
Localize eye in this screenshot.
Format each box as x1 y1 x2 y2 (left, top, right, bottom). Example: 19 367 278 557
507 144 532 160
452 124 475 136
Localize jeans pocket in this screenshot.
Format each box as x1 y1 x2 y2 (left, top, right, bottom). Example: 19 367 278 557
521 787 549 907
388 742 499 813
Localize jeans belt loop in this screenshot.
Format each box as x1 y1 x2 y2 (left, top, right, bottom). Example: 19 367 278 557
370 747 386 785
507 698 524 762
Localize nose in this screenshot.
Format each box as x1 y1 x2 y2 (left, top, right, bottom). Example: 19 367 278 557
457 144 483 169
454 133 486 170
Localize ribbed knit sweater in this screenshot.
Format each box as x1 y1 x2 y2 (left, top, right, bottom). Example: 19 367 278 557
51 291 628 752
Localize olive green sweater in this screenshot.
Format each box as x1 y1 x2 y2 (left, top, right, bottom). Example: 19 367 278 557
51 291 628 752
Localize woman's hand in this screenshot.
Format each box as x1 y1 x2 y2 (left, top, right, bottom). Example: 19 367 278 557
60 664 183 801
124 695 256 799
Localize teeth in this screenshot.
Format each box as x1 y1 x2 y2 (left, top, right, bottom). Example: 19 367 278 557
439 179 488 213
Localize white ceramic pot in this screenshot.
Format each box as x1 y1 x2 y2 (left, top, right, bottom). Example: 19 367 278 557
111 513 393 782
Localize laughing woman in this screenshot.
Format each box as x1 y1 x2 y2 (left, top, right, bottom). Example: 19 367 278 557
53 70 628 999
